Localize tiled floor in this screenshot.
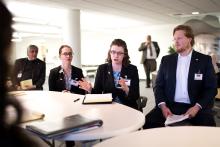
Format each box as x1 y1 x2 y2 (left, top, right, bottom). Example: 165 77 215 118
139 79 155 115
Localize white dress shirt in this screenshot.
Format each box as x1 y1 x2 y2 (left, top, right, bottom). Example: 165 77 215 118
146 42 157 59
174 51 192 104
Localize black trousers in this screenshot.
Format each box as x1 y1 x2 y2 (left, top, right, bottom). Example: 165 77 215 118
143 102 216 129
143 59 156 87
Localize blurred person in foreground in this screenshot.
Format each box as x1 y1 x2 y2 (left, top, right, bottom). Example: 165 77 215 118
0 1 39 146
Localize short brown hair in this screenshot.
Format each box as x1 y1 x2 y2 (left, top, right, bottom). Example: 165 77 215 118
173 25 195 46
106 39 131 66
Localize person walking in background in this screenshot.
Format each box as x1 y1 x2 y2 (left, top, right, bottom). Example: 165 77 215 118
79 39 140 110
138 35 160 88
143 25 217 129
49 45 86 94
12 45 46 90
0 1 39 146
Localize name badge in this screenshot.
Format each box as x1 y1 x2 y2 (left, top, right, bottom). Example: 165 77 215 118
125 79 131 86
17 73 22 78
70 79 79 87
194 73 203 80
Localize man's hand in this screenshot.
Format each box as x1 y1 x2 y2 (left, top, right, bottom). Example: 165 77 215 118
185 105 200 118
160 104 173 118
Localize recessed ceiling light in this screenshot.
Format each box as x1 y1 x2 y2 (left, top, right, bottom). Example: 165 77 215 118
192 12 199 15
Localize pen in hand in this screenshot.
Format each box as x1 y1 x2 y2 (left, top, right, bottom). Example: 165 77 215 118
74 98 80 102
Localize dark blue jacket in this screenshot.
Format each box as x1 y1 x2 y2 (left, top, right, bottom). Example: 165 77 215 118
154 50 217 109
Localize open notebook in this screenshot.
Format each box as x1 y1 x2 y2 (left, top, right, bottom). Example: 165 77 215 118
21 110 45 123
26 114 103 138
82 93 113 104
6 105 45 124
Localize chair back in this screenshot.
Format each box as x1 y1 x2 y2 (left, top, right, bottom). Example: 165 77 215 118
136 96 147 112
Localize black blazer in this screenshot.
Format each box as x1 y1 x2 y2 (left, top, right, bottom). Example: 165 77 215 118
138 41 160 64
92 63 140 110
48 65 85 95
154 50 217 109
12 58 46 90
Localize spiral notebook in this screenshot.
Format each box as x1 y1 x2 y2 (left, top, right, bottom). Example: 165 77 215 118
21 110 45 123
26 114 103 138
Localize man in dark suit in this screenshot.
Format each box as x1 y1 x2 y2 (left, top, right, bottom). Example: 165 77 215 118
138 35 160 88
12 45 46 90
143 25 217 128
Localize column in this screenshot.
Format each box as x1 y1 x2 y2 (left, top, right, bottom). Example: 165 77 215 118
62 9 81 68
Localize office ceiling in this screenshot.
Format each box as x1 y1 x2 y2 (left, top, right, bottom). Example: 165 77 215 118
6 0 220 40
8 0 220 25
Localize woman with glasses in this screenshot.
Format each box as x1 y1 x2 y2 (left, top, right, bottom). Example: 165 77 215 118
79 39 140 110
48 45 86 94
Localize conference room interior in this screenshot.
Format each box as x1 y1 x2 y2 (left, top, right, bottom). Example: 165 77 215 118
4 0 220 146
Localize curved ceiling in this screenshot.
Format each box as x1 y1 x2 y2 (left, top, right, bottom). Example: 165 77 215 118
5 0 220 40
7 0 220 25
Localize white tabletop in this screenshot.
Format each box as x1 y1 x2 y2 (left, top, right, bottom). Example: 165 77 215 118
11 91 145 141
94 126 220 147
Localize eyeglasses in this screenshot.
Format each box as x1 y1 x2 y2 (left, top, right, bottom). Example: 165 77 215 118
110 50 124 56
61 52 73 56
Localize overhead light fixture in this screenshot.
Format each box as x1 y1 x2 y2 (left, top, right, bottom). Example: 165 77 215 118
13 17 48 25
12 23 61 34
12 32 22 42
192 12 199 15
12 38 22 42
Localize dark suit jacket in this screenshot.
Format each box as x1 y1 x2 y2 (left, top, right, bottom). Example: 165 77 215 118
48 65 85 95
92 63 140 110
154 50 217 109
12 58 46 90
138 41 160 64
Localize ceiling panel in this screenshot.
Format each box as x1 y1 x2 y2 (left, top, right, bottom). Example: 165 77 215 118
119 0 176 14
212 0 220 6
7 0 220 26
181 0 220 13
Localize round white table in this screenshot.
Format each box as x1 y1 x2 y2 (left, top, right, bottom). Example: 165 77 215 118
94 126 220 147
11 91 145 141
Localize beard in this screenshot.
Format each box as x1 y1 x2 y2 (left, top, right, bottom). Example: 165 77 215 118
175 43 191 53
176 47 185 53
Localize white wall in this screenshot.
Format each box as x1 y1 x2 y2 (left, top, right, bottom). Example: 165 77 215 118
81 23 178 79
11 23 179 79
12 37 63 76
